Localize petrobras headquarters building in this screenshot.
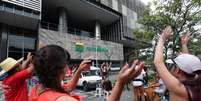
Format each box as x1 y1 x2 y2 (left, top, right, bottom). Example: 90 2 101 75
0 0 145 67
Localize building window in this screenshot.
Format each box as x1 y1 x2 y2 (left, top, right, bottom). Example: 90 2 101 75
7 27 37 59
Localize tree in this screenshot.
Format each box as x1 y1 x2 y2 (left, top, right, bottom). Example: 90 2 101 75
188 33 201 55
132 29 154 66
135 0 201 60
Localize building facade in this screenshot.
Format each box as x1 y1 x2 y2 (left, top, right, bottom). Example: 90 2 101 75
0 0 145 67
0 0 41 61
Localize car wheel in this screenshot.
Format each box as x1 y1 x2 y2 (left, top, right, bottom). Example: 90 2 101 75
83 82 88 91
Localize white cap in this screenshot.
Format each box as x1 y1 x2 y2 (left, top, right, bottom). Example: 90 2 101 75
173 54 201 74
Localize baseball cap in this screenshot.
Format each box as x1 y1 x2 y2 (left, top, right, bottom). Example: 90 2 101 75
173 54 201 74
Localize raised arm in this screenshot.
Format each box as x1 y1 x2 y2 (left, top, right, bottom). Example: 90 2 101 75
64 60 91 92
154 26 187 97
180 32 191 54
21 52 33 70
100 62 106 72
107 62 112 71
108 60 144 101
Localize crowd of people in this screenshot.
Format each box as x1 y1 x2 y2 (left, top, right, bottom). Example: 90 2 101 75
0 26 201 101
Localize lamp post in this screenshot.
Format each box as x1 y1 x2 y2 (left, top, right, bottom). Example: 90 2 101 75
96 38 98 68
95 21 100 68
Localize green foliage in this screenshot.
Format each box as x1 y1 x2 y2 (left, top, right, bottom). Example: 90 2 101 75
148 73 156 83
134 0 201 60
188 34 201 55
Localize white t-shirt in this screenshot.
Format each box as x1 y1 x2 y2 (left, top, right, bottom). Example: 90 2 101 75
132 69 146 87
155 79 166 94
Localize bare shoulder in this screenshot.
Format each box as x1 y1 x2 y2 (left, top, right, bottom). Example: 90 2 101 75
56 96 78 101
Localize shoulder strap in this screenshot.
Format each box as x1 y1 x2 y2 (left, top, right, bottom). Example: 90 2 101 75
185 85 192 101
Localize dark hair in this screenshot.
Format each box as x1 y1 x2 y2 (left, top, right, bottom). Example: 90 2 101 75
182 70 201 101
33 45 70 93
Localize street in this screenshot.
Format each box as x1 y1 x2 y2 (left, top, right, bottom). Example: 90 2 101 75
73 87 134 101
73 73 134 101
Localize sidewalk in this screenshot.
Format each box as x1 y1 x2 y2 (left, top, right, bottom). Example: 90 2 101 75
87 90 134 101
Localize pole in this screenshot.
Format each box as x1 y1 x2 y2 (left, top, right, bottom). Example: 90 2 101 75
96 38 98 68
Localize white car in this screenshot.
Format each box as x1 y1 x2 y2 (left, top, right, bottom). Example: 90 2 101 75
77 66 102 91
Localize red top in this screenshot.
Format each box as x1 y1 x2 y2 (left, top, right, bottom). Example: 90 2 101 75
3 69 31 101
29 85 83 101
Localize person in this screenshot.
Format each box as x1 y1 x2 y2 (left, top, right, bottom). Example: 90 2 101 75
132 67 146 101
0 53 34 101
154 77 167 100
154 26 201 101
107 60 144 101
143 67 148 86
29 45 91 101
63 66 73 84
100 62 112 92
100 62 111 80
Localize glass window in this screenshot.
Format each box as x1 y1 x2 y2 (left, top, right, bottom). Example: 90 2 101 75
5 3 14 13
8 27 37 59
0 2 3 10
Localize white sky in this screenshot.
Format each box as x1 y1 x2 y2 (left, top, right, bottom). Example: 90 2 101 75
140 0 151 5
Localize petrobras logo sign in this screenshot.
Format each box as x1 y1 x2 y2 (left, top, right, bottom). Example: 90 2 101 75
75 42 109 53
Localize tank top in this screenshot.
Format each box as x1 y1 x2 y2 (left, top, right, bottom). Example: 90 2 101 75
29 85 83 101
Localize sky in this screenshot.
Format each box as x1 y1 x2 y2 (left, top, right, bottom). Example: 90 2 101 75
140 0 151 5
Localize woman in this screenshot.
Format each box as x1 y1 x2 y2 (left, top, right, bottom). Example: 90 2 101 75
29 45 91 101
1 53 33 101
100 62 112 92
132 68 146 101
154 26 201 101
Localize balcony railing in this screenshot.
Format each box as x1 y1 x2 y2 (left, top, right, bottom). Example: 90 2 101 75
83 0 121 16
40 21 95 38
0 1 40 19
2 0 41 12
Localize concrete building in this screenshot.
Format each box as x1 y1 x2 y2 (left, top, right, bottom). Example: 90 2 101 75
0 0 145 67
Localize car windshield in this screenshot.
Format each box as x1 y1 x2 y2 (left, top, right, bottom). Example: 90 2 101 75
91 70 100 76
82 70 100 77
82 72 91 77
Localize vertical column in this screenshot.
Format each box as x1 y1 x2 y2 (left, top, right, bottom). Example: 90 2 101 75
0 24 8 62
95 21 101 40
58 7 67 33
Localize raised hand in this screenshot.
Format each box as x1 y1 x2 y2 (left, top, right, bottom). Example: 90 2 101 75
161 26 172 41
117 60 144 85
21 52 33 69
26 52 33 62
78 59 91 71
181 32 192 45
